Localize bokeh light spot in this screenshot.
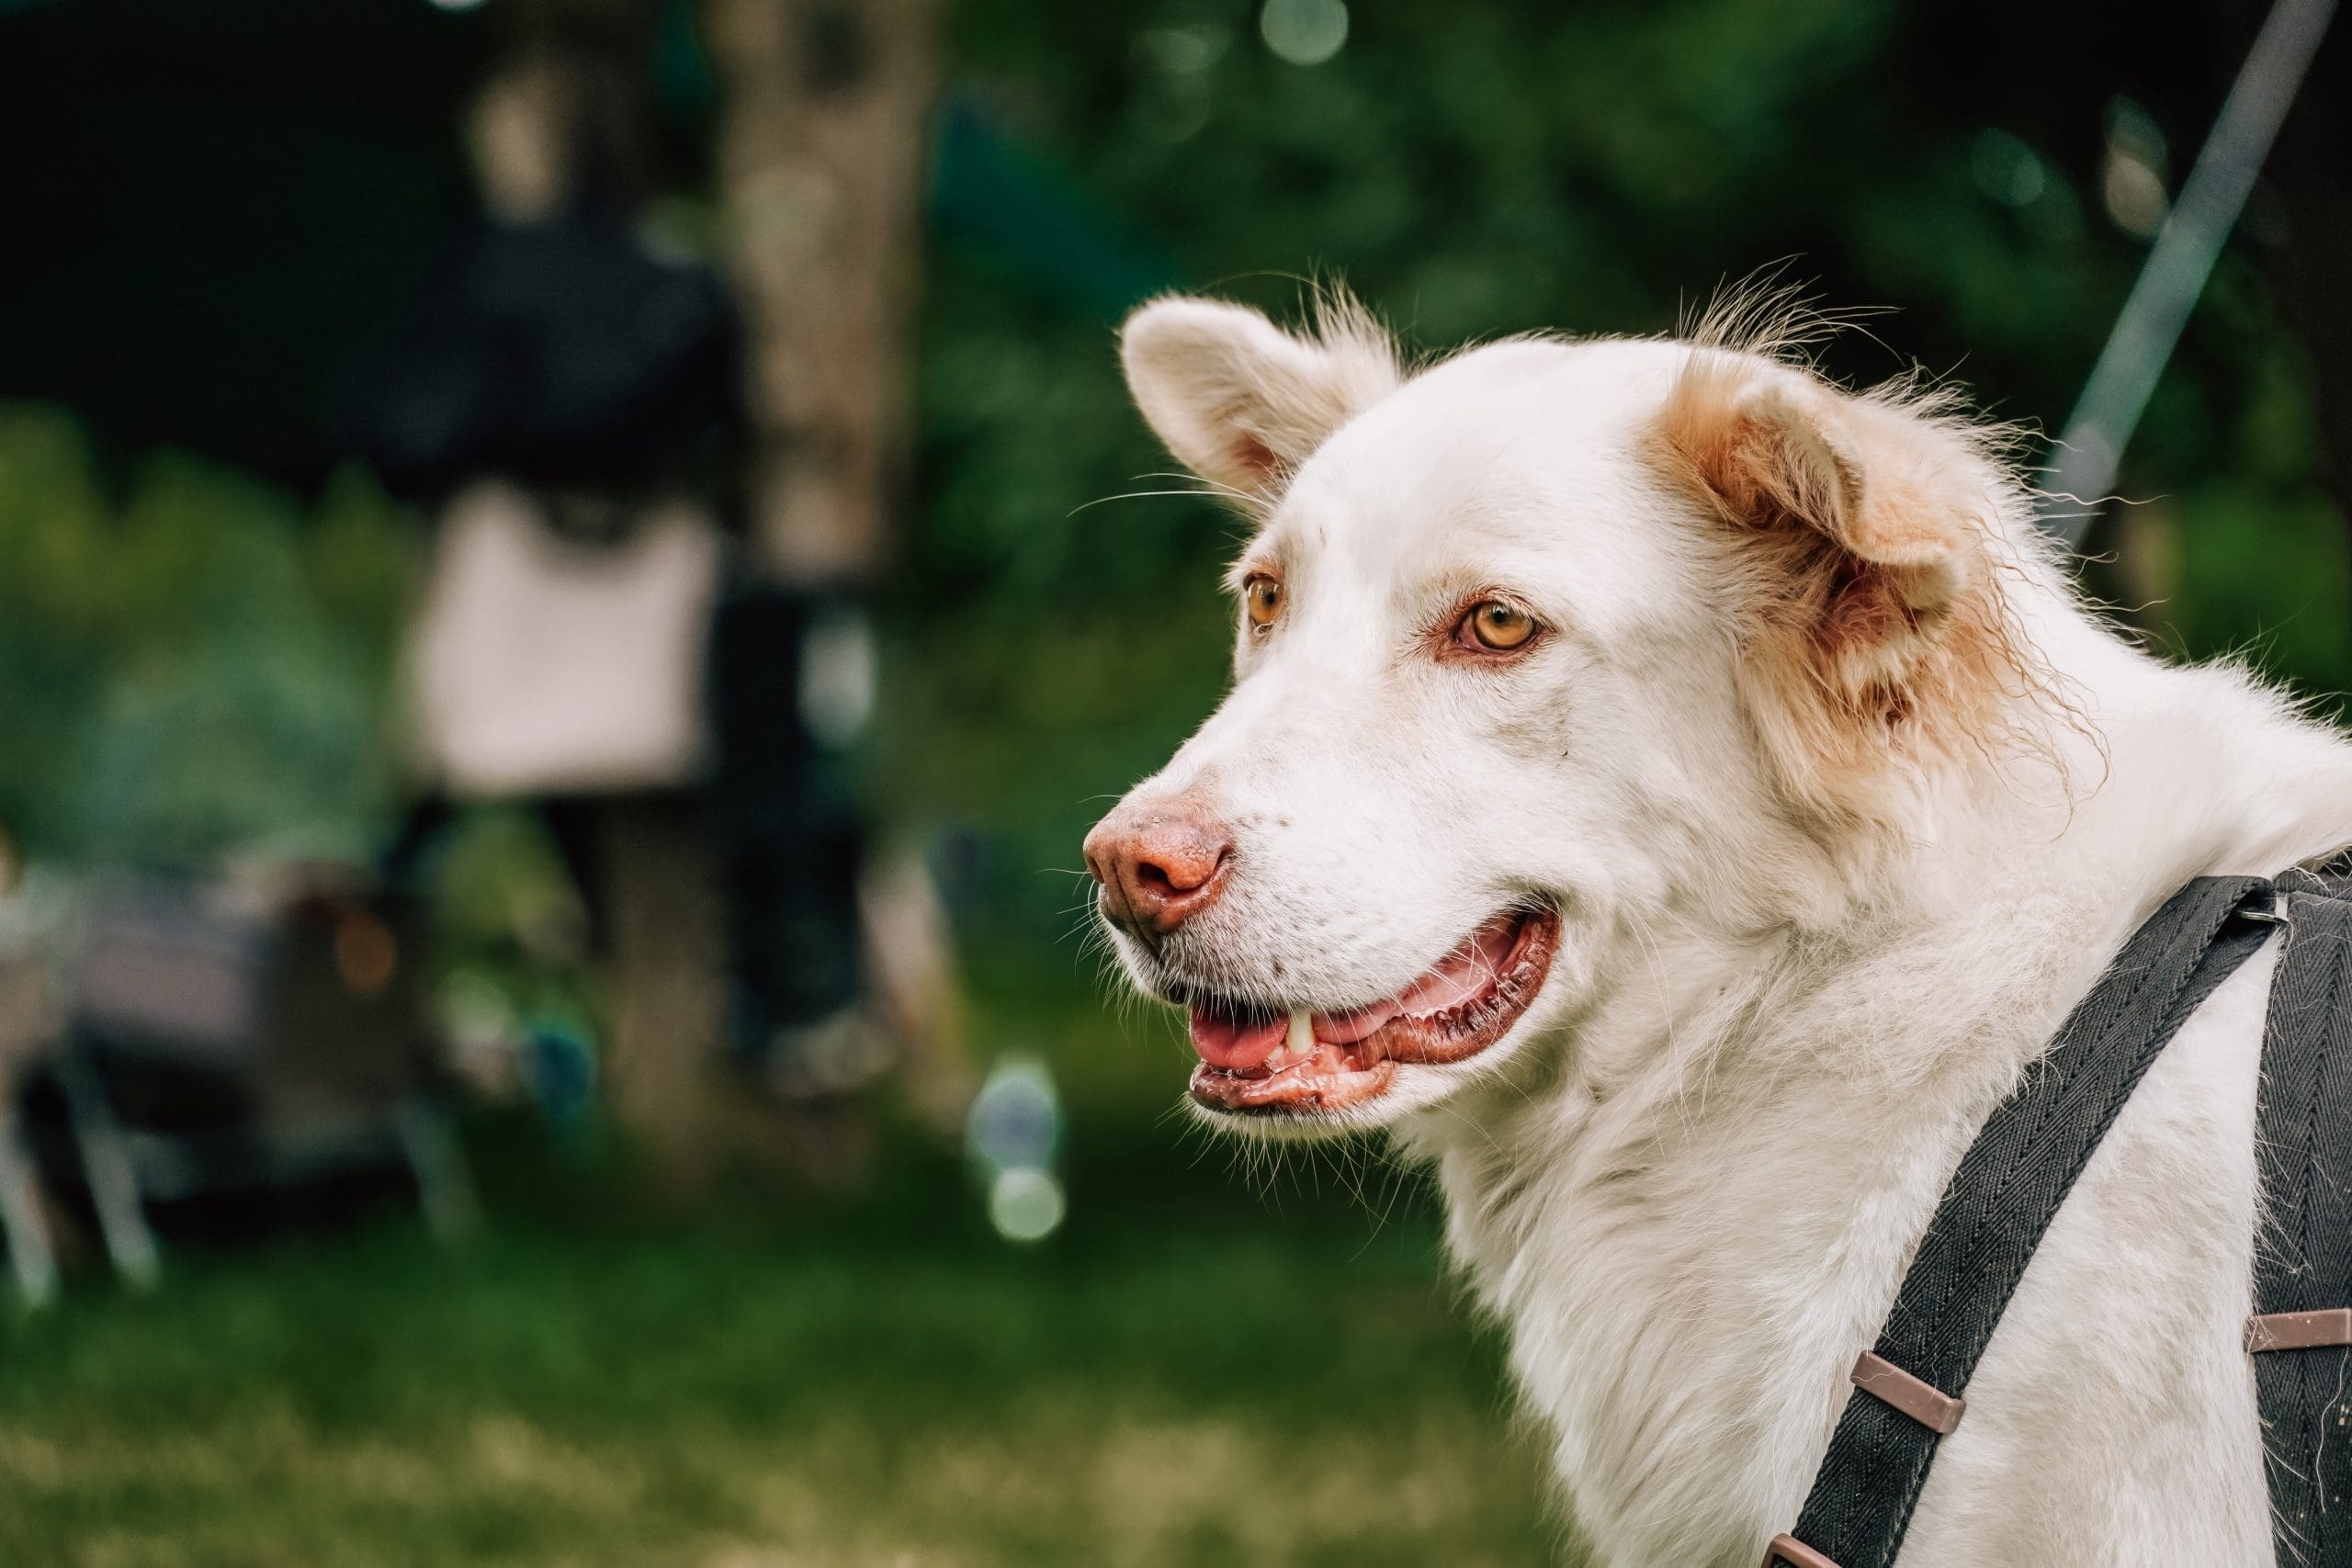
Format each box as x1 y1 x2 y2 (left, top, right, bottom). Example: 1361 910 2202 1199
2100 96 2172 239
1971 129 2047 209
989 1168 1066 1243
1260 0 1349 67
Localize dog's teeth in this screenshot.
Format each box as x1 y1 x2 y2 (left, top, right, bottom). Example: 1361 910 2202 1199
1287 1008 1314 1062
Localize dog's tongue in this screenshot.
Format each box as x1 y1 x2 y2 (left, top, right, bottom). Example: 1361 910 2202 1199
1189 1006 1288 1071
1188 910 1523 1068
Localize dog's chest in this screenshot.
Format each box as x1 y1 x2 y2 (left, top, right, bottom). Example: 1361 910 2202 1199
1431 965 2275 1568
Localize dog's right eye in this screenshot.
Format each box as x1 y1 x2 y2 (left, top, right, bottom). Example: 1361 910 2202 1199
1464 601 1537 651
1243 574 1283 633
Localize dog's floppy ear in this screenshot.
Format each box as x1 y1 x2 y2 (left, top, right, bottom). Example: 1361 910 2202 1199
1121 296 1401 497
1657 352 2042 818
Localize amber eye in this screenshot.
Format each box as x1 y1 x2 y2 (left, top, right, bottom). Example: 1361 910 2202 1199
1463 600 1537 652
1244 574 1283 632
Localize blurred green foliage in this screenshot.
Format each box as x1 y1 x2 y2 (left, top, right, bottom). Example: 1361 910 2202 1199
0 406 419 866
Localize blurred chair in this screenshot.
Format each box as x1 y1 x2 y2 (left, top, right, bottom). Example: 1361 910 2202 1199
0 945 60 1306
47 875 475 1287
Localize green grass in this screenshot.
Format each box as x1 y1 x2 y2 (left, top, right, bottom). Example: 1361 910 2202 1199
0 1115 1565 1567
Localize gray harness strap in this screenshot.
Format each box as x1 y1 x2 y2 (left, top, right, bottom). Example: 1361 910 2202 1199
2250 873 2352 1562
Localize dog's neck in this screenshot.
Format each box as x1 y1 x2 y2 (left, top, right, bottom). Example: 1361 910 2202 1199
1398 619 2352 1567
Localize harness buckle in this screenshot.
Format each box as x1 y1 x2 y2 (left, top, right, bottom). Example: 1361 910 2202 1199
1849 1349 1965 1435
1763 1533 1842 1568
2245 1307 2352 1353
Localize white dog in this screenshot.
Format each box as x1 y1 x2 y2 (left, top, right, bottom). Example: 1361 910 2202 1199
1081 290 2352 1567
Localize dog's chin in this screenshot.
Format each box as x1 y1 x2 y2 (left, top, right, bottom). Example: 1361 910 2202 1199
1145 903 1560 1138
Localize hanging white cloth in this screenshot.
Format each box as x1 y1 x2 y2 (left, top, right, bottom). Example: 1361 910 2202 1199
409 480 720 797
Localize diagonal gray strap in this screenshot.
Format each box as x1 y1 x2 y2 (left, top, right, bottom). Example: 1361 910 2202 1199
2251 877 2352 1564
1770 876 2276 1568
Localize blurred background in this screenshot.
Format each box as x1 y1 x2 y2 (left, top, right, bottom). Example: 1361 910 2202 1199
0 0 2344 1562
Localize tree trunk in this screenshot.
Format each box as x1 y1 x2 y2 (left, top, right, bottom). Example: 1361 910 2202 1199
704 0 938 588
592 794 730 1184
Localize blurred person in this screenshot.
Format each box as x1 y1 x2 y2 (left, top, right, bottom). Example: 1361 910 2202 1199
342 0 949 1179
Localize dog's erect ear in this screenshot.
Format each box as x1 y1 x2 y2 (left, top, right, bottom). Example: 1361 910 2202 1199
1120 297 1402 497
1656 352 2041 817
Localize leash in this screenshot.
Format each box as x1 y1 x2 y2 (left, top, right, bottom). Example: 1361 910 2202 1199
1766 875 2279 1568
2040 0 2337 547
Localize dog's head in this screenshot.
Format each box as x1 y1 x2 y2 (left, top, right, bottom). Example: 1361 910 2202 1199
1084 294 2053 1134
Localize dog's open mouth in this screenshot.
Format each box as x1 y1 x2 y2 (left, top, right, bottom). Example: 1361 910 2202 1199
1186 905 1558 1115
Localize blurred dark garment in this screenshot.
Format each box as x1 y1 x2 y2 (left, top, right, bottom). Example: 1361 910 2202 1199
333 210 741 502
707 584 868 1069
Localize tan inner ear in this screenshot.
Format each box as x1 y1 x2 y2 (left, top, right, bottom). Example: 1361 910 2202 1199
1653 351 2041 818
1217 433 1283 488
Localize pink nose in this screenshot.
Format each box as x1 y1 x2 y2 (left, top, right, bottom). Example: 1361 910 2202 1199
1082 799 1234 935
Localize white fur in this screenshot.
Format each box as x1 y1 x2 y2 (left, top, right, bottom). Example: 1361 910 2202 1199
1094 297 2352 1566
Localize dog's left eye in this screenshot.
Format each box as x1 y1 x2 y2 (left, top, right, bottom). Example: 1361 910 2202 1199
1460 600 1538 652
1243 573 1283 634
